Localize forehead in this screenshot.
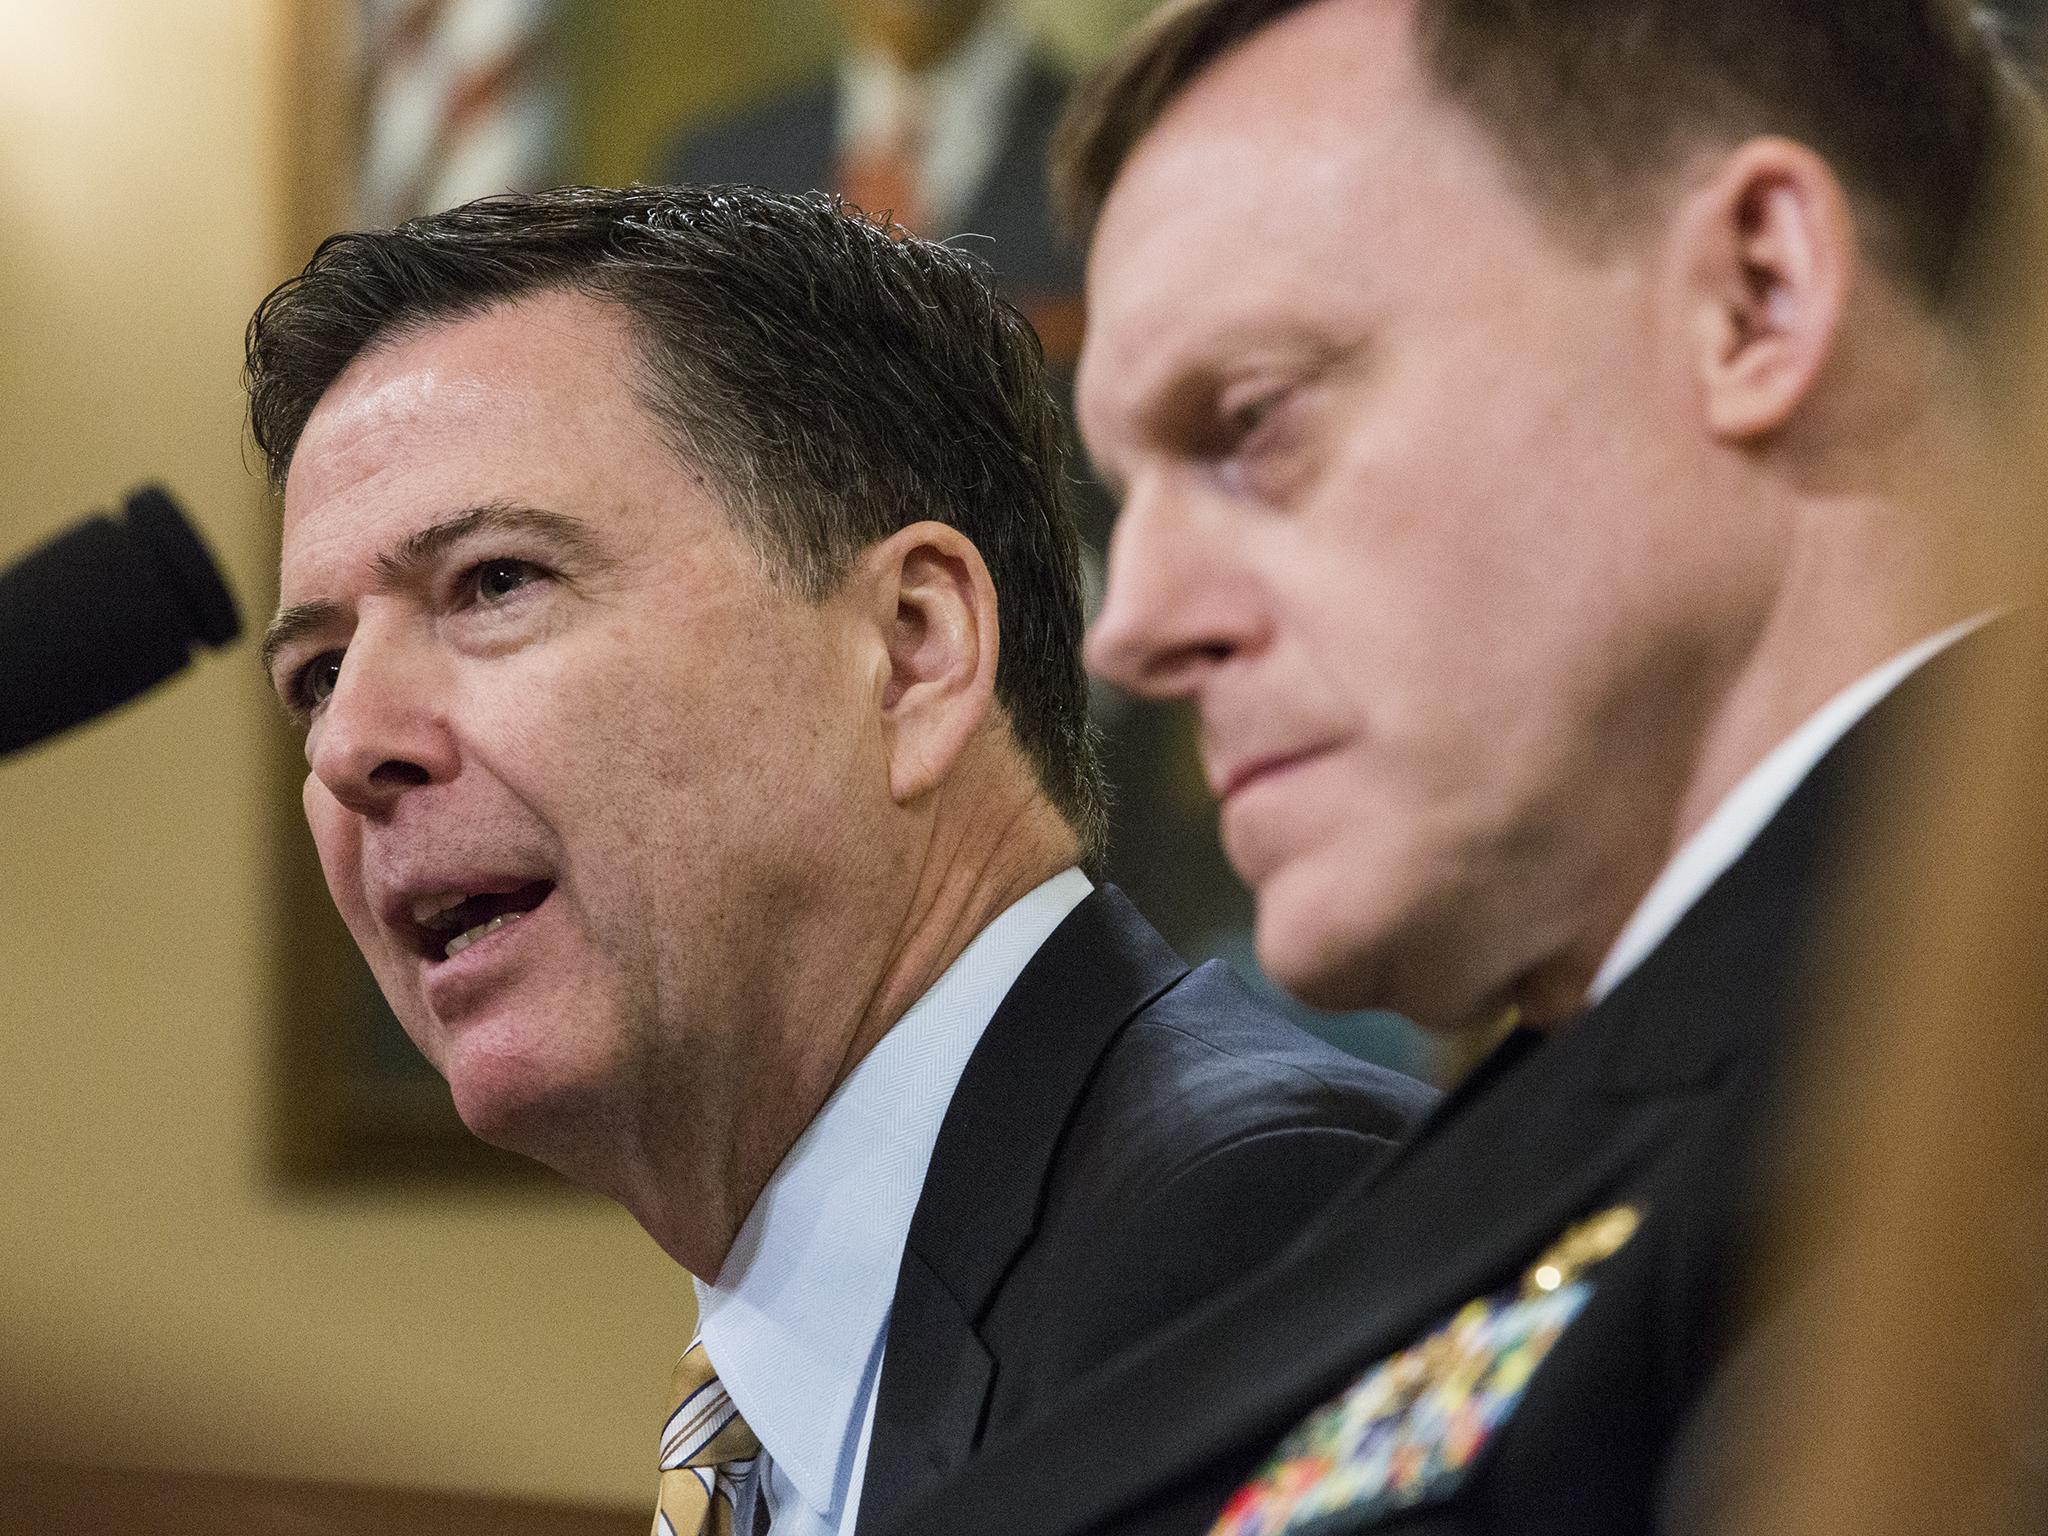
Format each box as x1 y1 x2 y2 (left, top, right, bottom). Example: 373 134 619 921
279 291 680 593
1076 0 1517 434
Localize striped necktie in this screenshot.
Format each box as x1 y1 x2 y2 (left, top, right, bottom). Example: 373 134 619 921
653 1337 762 1536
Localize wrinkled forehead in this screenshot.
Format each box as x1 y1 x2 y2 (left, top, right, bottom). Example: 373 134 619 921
276 295 669 592
285 344 482 503
293 296 633 472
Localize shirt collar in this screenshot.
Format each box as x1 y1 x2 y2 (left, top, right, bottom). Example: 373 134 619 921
1589 616 1989 1005
692 867 1092 1524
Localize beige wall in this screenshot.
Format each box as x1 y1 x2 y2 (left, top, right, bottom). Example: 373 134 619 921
0 0 692 1509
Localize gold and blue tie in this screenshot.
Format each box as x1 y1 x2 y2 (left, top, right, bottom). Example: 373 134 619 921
653 1336 762 1536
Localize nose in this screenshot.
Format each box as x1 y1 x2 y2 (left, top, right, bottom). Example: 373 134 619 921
305 620 458 818
1085 478 1263 699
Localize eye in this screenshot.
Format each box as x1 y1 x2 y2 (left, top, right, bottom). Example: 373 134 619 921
1198 382 1297 468
1207 379 1318 506
463 557 545 604
1224 389 1285 441
291 651 344 714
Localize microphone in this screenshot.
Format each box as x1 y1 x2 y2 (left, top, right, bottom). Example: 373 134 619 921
0 485 242 757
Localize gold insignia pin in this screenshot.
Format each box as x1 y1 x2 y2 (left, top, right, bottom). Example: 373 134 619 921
1521 1205 1642 1299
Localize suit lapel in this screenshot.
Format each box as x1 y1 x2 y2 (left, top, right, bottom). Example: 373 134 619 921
857 887 1190 1533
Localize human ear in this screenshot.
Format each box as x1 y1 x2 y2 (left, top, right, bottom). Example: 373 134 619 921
857 521 1000 804
1675 137 1854 441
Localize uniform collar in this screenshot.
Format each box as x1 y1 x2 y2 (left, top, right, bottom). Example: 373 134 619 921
1591 616 1990 1005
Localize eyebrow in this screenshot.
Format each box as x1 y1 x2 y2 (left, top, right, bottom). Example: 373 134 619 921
259 501 613 682
259 598 347 684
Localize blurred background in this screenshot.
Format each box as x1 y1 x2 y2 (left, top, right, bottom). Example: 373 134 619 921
0 0 1420 1525
7 2 2042 1531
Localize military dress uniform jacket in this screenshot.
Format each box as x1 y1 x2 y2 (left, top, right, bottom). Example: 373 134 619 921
874 657 1942 1536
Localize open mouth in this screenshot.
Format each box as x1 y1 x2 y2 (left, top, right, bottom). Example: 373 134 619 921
411 881 555 962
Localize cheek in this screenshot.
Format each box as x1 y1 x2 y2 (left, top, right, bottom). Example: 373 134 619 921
458 640 662 821
483 600 879 891
303 776 376 936
1294 399 1633 687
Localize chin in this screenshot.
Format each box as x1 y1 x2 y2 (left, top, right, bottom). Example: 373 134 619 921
442 1036 603 1171
1250 862 1390 1014
1249 841 1480 1029
1254 924 1379 1014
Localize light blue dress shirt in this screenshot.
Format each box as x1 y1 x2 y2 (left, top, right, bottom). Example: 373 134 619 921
693 868 1094 1536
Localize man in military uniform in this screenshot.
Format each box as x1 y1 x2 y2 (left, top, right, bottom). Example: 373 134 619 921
876 0 2023 1531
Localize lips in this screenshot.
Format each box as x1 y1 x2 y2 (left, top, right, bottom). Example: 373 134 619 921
383 876 557 962
1211 744 1338 803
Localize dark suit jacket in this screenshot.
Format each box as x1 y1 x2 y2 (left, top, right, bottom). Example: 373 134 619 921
877 659 1953 1536
853 885 1436 1534
659 54 1081 303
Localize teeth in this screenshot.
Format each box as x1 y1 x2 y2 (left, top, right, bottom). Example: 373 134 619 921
444 909 526 960
413 891 471 928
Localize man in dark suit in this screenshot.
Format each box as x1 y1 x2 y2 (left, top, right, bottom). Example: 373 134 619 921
875 1 2022 1533
662 0 1083 364
244 182 1429 1536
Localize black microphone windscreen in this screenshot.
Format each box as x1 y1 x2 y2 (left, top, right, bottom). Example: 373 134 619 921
0 486 242 757
123 486 241 650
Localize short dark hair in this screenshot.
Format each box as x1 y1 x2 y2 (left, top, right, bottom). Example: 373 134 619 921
1055 0 2020 314
247 185 1108 862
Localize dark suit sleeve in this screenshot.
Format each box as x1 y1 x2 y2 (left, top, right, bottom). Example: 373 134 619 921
1070 1123 1389 1368
984 1110 1408 1435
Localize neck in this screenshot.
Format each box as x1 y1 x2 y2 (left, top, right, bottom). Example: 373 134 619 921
1484 330 2002 1036
839 795 1077 1090
1676 381 2001 853
632 773 1076 1279
1515 486 1990 1034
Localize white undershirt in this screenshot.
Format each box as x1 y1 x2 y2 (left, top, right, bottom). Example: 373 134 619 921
691 868 1093 1536
1589 618 1985 1004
